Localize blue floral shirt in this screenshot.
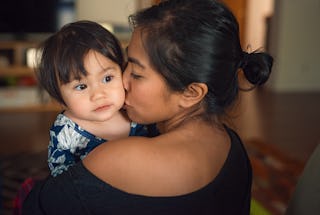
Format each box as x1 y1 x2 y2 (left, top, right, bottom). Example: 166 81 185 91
48 113 153 177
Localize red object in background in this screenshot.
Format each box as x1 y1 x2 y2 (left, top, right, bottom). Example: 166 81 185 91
17 76 37 86
12 177 36 215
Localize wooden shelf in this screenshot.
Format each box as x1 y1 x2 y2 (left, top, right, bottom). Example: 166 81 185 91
0 66 34 77
0 40 38 48
0 41 47 112
0 102 62 113
0 41 38 66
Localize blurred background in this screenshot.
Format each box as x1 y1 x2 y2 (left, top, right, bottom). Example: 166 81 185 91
0 0 319 214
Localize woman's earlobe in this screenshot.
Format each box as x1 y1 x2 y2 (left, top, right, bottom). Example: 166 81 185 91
179 83 208 108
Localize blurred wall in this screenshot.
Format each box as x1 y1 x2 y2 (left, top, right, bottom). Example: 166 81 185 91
76 0 137 25
268 0 320 92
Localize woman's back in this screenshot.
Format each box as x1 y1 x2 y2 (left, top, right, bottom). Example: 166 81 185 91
23 125 252 215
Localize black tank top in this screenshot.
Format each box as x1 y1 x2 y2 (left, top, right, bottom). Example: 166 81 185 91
23 126 252 215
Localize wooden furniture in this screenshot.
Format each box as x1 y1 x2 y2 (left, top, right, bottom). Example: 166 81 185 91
0 41 61 112
0 41 36 76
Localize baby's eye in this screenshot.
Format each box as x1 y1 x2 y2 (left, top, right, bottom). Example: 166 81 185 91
103 75 113 83
74 84 87 91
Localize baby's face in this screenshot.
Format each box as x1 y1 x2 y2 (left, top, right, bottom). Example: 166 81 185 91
60 50 125 123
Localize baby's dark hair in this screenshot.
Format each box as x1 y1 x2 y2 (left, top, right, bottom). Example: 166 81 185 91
36 20 124 105
129 0 273 118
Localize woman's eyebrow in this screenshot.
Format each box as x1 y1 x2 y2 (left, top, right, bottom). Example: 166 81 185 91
127 57 145 69
125 47 145 69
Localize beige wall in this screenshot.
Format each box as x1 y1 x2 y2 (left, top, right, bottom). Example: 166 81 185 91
76 0 138 25
268 0 320 92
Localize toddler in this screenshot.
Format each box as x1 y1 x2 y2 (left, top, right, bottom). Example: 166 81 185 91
36 21 153 176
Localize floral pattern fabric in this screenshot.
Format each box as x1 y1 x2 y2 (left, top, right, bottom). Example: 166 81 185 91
48 113 149 177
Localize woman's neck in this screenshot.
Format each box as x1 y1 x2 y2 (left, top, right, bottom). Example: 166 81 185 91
156 105 209 134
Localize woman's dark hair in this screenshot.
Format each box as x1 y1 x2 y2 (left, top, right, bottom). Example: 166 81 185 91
129 0 273 117
36 20 124 105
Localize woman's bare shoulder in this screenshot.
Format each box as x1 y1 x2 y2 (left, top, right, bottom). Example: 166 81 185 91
82 127 230 196
83 136 174 195
83 136 154 174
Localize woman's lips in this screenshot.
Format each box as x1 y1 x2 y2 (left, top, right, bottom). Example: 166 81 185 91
123 102 133 110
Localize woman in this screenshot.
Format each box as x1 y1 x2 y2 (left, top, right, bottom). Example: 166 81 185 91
23 0 273 214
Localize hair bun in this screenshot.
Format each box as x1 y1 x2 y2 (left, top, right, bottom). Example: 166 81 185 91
239 51 249 69
240 51 273 86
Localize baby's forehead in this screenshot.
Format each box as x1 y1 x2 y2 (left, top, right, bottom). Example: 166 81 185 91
57 66 87 85
69 69 87 80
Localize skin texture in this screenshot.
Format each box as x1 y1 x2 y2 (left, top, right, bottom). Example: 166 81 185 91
61 50 130 140
83 29 231 196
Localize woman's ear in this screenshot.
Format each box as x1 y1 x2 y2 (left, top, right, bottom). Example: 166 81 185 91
179 83 208 108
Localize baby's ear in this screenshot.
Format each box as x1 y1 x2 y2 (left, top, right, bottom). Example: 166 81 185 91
179 82 208 108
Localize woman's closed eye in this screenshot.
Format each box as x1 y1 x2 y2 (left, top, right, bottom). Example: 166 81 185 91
130 72 142 79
